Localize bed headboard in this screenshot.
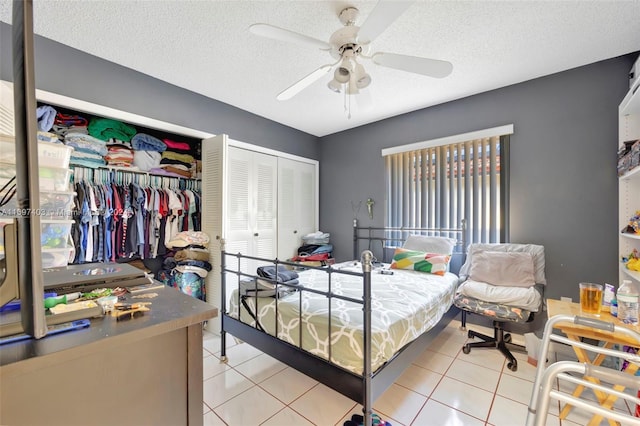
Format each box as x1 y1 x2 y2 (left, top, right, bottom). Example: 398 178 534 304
352 220 467 274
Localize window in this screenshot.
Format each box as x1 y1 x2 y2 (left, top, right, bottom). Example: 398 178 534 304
383 126 512 247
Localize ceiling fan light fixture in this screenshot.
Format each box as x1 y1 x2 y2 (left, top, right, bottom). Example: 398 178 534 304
354 63 371 89
327 79 342 93
334 66 350 84
357 74 371 89
347 73 359 95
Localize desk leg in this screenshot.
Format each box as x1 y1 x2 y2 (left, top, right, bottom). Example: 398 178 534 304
187 323 204 426
558 335 618 426
589 362 639 426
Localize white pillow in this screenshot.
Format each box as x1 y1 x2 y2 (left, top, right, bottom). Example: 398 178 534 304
403 235 456 255
461 243 546 284
469 251 535 287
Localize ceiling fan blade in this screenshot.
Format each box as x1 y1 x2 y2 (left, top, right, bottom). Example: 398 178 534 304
357 1 414 45
249 23 330 50
277 64 333 101
372 52 453 78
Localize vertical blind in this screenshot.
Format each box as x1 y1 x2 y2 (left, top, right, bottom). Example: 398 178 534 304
384 134 510 245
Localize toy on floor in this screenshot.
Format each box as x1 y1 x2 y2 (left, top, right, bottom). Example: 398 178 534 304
343 413 392 426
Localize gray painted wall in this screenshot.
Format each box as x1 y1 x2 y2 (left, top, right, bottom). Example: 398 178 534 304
318 54 636 301
0 22 319 160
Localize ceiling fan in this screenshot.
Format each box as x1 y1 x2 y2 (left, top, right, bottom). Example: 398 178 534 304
249 1 453 101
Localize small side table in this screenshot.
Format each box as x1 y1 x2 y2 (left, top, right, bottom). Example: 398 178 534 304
547 299 640 426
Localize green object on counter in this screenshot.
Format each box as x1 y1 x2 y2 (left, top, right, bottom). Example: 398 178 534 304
82 288 112 299
44 292 81 309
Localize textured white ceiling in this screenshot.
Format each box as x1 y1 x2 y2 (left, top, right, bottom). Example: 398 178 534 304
1 1 639 137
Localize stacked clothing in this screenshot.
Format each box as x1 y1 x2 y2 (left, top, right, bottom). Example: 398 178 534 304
88 117 137 143
132 133 166 152
290 231 333 265
36 105 57 132
105 139 134 168
240 265 300 298
131 133 165 172
157 231 211 301
37 131 61 144
105 145 134 167
153 138 195 178
51 111 89 140
166 231 210 249
65 132 107 168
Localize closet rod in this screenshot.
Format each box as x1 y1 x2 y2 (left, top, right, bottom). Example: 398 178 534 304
71 166 201 191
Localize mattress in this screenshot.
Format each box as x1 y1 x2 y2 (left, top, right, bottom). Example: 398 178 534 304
227 262 459 375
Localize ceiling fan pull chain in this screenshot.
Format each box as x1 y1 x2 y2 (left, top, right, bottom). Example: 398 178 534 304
343 85 352 119
343 89 347 114
347 83 352 119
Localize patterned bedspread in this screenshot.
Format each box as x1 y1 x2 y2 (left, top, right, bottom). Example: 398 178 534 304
228 263 459 375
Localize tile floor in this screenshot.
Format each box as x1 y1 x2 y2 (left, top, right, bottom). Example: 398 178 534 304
201 319 638 426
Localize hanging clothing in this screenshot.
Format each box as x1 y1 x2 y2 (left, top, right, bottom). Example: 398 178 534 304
70 170 201 264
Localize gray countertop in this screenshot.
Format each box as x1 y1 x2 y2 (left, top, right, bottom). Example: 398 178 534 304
0 285 217 370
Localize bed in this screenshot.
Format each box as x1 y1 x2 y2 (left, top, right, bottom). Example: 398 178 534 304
220 222 465 423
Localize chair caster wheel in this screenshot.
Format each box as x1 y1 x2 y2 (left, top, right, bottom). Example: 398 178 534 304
462 345 471 354
507 362 517 372
467 330 473 338
504 333 512 343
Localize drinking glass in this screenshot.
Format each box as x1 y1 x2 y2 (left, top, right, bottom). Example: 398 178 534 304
579 282 603 316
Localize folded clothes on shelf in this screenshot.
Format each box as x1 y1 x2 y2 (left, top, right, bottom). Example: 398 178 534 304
65 132 108 156
163 138 191 151
88 117 137 142
36 105 57 131
133 150 161 171
132 133 167 152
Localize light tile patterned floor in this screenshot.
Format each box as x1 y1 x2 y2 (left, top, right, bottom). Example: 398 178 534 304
202 319 638 426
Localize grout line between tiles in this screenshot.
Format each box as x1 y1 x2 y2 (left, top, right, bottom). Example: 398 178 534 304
207 325 637 426
257 406 287 426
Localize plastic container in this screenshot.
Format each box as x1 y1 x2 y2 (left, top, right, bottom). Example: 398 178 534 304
617 279 639 325
37 141 73 168
1 218 74 268
0 191 76 219
38 191 76 219
41 246 75 269
40 219 74 249
0 162 72 192
38 167 72 191
0 136 73 168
